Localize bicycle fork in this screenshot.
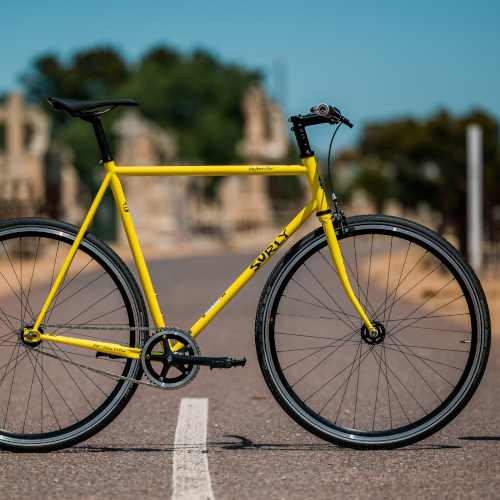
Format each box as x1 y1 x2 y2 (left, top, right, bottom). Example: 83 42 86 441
303 155 378 337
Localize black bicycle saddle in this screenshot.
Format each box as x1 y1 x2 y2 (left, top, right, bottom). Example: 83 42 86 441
48 96 139 117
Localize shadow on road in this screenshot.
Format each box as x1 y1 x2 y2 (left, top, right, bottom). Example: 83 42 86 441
209 434 460 451
459 436 500 441
10 434 461 454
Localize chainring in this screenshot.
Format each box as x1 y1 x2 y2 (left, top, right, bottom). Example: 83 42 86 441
141 327 200 389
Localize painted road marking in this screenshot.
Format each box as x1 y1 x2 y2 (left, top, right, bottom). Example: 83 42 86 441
172 397 215 500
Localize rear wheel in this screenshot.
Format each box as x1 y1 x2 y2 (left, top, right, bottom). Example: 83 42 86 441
0 218 148 452
256 215 490 449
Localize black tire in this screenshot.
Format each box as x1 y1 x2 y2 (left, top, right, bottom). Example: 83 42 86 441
256 215 490 449
0 218 148 452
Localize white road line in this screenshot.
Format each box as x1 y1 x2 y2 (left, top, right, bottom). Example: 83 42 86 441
172 397 215 500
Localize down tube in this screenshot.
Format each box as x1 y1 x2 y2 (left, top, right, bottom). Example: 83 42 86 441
188 199 316 338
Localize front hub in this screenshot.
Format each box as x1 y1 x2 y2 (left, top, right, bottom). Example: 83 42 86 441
361 321 385 345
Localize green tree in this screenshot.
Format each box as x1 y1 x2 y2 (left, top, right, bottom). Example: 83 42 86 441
21 45 260 191
343 110 500 254
116 47 260 165
21 47 130 129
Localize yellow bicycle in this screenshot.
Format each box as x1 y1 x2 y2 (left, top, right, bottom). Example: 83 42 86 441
0 98 490 451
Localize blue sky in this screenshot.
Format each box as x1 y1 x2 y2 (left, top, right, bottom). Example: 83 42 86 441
1 0 499 151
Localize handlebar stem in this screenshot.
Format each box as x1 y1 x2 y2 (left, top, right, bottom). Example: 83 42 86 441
289 114 329 159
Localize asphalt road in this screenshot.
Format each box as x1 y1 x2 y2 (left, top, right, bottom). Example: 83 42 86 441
1 250 499 500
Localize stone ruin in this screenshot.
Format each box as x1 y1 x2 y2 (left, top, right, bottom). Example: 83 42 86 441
112 85 292 248
112 109 188 246
0 93 83 223
0 87 294 249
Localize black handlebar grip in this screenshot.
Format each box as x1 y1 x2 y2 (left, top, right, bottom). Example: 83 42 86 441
310 103 353 128
342 116 354 128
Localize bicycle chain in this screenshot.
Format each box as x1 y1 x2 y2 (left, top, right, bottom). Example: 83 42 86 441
24 323 177 390
29 346 172 390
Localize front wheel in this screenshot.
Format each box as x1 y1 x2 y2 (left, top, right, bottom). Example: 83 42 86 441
256 215 490 449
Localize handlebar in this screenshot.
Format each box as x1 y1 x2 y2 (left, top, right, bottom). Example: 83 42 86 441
310 103 353 128
288 103 353 158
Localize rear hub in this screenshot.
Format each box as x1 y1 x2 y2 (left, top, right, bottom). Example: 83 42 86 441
19 326 43 347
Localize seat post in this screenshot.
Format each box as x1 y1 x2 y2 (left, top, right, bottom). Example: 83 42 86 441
81 115 113 163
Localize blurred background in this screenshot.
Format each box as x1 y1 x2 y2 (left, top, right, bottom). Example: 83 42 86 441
0 0 499 271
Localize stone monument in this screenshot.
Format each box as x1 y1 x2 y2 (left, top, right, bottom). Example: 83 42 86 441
0 93 83 223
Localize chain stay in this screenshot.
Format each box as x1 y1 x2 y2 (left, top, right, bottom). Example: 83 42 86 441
34 323 166 332
24 323 171 389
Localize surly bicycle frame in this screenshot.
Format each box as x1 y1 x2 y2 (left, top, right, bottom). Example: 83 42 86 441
26 133 377 358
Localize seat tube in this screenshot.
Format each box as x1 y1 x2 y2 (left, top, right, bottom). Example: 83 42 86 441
106 162 166 330
303 154 376 334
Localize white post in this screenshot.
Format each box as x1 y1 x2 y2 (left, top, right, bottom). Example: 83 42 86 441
467 124 483 273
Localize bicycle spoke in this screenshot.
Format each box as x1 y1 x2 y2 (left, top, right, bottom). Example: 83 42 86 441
318 249 379 321
25 350 62 430
383 236 393 325
377 258 443 322
276 312 362 322
275 331 359 342
353 339 363 428
303 261 362 331
3 342 22 428
284 329 358 373
1 241 36 321
384 339 463 378
290 276 358 335
373 246 428 320
386 293 465 340
370 346 409 426
372 343 384 431
282 294 360 320
25 348 78 423
22 349 40 433
38 272 108 316
24 236 41 325
364 234 374 316
44 342 99 407
370 347 428 415
303 342 374 405
385 241 411 326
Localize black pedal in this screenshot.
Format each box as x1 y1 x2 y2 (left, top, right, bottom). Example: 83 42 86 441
209 357 247 370
169 353 246 370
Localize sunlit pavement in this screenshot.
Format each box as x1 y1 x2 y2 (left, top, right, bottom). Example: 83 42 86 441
1 252 498 500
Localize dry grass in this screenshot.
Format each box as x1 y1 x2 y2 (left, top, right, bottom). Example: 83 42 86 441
365 250 499 337
2 242 498 340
